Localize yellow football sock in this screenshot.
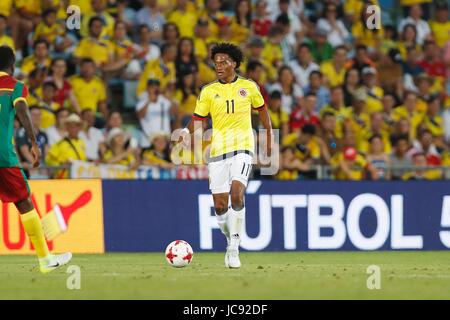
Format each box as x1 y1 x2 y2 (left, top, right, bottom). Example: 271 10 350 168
20 209 50 259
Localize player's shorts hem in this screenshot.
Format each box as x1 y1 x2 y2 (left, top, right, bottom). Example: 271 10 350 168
209 150 253 163
230 176 249 187
210 185 231 194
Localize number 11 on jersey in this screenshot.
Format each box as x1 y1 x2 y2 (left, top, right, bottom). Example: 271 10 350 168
226 99 235 114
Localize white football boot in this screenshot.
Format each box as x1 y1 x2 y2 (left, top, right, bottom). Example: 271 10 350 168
227 248 241 269
39 252 72 274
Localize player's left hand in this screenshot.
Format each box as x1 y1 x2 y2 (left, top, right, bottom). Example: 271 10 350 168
31 143 41 168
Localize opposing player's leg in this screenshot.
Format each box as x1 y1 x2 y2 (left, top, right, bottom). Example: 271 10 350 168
0 167 72 273
208 159 232 266
226 152 253 268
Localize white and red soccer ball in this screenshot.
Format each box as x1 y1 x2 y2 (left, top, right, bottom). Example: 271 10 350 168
165 240 194 268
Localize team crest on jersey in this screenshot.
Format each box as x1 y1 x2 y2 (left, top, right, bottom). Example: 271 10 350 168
238 89 247 98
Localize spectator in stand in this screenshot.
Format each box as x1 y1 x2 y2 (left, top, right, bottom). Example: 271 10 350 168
174 70 198 127
409 128 442 166
135 24 161 64
360 66 384 114
231 0 252 45
193 19 211 62
268 65 303 115
418 41 446 90
390 134 413 180
69 58 108 119
318 112 340 159
137 43 177 96
345 44 375 73
73 16 113 71
288 43 320 89
331 146 378 180
402 151 440 180
423 96 446 153
266 90 289 138
377 48 404 97
398 4 431 45
47 58 80 112
366 134 391 180
245 60 269 103
282 124 322 178
303 70 330 112
15 106 49 172
136 79 177 147
243 37 269 84
344 88 371 151
79 109 105 162
351 1 384 52
45 114 87 178
162 22 180 47
306 27 333 65
33 8 66 50
175 37 198 79
290 93 321 132
37 81 60 130
252 0 272 37
136 0 166 42
0 14 14 50
392 90 424 140
141 132 174 169
9 0 41 58
430 2 450 48
167 0 198 38
317 2 350 48
320 45 348 88
102 128 137 168
81 0 115 39
20 39 51 76
398 24 421 60
110 20 137 79
342 68 361 107
46 107 69 146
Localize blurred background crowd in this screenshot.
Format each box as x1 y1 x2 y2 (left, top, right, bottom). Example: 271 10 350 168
2 0 450 180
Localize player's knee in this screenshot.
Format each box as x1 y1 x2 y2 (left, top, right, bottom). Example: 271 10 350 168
230 193 244 211
15 198 34 214
214 202 228 215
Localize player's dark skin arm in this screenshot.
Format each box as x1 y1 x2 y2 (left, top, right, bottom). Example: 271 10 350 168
14 100 41 214
257 106 273 157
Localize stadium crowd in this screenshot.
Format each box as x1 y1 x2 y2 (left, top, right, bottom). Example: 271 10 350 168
2 0 450 180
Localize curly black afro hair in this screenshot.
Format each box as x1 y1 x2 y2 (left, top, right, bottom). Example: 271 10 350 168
211 43 244 69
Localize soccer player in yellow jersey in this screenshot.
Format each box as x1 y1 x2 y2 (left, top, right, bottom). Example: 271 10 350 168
180 43 273 268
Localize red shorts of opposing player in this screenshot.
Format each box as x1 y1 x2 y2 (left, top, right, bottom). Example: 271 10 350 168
0 167 30 203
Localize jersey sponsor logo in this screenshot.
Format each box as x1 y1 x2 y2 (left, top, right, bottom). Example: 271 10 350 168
238 89 247 98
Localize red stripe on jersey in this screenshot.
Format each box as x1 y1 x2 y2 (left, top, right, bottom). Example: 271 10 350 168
192 114 207 121
254 104 266 111
20 83 28 99
0 74 17 90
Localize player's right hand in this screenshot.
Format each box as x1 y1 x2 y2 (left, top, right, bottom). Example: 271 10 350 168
31 143 41 168
179 129 190 148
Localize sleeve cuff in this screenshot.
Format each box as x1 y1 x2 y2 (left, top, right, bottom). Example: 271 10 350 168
192 113 207 121
13 97 28 107
253 104 266 111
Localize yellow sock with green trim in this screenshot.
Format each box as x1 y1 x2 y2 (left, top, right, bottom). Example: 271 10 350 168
20 209 50 259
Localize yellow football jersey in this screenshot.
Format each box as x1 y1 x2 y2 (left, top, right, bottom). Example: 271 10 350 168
194 76 265 159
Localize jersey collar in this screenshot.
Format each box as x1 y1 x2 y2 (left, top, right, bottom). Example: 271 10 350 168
218 75 238 84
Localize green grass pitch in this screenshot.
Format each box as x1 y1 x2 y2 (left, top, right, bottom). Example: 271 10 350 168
1 252 450 299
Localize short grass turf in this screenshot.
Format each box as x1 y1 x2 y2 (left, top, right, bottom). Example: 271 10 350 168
1 252 450 299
